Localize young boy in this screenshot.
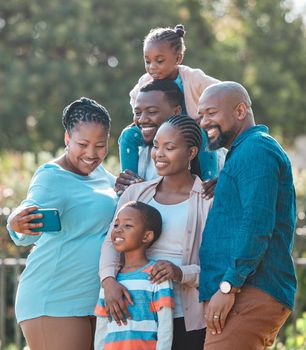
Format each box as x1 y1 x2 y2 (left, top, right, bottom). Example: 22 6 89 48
94 201 174 350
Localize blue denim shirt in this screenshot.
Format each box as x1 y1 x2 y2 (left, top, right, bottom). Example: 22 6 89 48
199 125 297 309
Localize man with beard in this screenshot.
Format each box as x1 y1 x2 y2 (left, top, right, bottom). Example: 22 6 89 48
197 81 297 350
115 79 220 195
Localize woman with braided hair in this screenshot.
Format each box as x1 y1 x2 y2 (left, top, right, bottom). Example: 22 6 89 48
98 114 212 349
7 97 118 350
119 24 222 182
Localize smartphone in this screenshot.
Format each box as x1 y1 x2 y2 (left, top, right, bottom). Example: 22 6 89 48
30 208 61 232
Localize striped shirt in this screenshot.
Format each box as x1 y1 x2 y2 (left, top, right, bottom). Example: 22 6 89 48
95 261 174 350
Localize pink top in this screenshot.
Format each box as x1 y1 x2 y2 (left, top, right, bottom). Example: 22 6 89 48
129 64 220 120
99 176 212 331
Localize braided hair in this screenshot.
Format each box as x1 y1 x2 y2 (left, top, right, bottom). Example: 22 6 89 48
144 24 186 55
62 97 111 134
140 80 183 108
165 114 202 176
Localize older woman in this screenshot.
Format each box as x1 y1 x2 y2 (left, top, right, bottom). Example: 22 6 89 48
7 97 118 350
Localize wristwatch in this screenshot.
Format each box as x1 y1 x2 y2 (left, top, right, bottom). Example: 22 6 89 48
220 281 232 294
219 281 241 294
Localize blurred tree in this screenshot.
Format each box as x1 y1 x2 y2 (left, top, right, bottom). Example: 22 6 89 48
226 0 306 142
0 0 180 154
0 0 305 154
181 0 306 143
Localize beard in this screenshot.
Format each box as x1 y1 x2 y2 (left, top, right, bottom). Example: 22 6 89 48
206 126 234 151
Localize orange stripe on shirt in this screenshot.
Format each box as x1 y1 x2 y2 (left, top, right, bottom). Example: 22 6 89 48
105 339 156 350
150 296 175 312
141 264 154 274
94 304 109 317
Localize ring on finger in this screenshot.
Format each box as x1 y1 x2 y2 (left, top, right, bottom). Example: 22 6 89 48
213 314 220 319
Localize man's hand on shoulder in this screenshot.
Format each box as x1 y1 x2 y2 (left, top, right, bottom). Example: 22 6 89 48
114 170 144 195
201 177 218 199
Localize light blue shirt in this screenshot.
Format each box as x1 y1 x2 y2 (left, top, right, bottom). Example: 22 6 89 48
148 198 190 318
7 162 118 322
138 146 156 181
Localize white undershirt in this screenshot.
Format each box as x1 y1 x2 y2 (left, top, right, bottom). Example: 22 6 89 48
138 146 157 181
147 197 190 318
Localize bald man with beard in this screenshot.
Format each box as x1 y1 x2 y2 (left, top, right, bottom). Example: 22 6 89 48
197 81 296 349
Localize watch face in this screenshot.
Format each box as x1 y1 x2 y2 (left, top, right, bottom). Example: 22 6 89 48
220 281 231 294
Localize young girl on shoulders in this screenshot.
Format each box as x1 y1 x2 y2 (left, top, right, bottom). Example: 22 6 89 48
119 24 220 180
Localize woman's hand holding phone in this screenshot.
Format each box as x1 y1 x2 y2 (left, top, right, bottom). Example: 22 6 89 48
9 206 43 235
9 206 61 235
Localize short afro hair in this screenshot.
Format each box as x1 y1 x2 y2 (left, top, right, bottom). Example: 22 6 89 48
119 201 162 246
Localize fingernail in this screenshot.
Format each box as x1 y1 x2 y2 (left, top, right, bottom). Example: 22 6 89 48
212 331 216 335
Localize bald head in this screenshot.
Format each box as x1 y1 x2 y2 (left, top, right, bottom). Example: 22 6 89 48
198 81 255 150
202 81 252 111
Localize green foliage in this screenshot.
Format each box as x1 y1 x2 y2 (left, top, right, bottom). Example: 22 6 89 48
271 313 306 349
4 344 19 350
293 169 306 313
0 0 305 153
0 0 180 153
230 0 306 141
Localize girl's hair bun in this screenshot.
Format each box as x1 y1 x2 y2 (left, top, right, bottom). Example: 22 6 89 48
174 24 185 38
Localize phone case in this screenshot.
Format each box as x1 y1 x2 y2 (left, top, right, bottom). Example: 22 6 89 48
30 209 61 232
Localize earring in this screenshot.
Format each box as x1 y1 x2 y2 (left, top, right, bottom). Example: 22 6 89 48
188 161 191 170
65 145 69 153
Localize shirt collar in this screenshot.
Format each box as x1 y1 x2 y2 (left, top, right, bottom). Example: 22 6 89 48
191 175 204 193
229 124 269 151
152 175 202 194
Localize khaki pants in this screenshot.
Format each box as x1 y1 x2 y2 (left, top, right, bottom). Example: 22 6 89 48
204 286 291 350
21 316 96 350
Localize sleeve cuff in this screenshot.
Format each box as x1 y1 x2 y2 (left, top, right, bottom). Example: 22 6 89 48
6 224 26 241
222 268 247 288
99 267 117 282
180 264 200 286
